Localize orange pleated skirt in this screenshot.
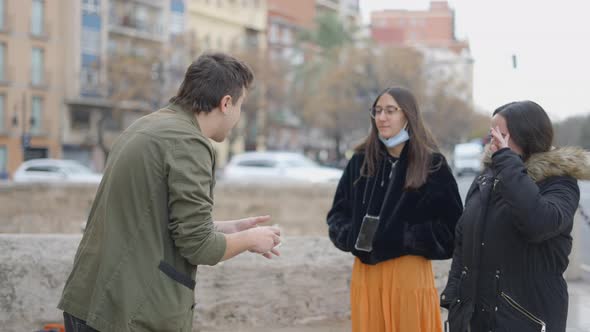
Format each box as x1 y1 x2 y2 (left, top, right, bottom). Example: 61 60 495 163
350 255 442 332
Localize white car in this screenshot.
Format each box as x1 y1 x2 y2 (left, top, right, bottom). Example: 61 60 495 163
453 142 484 177
222 152 343 184
13 159 102 184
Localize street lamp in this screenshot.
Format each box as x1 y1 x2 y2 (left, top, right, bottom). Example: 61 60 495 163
11 93 35 154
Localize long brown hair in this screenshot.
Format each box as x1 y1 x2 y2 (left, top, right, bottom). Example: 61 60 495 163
356 87 439 190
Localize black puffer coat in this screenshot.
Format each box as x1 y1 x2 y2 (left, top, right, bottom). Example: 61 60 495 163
442 147 590 332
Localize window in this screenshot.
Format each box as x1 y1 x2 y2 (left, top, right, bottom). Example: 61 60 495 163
26 165 59 173
0 95 4 130
282 28 292 45
169 11 184 35
82 0 100 15
80 67 99 89
71 109 90 129
269 24 279 43
0 43 4 81
31 96 42 134
135 5 149 32
31 0 45 36
0 145 6 175
244 28 258 49
0 0 5 31
81 28 101 55
102 110 121 131
31 48 44 85
203 34 211 49
108 39 117 55
237 159 277 168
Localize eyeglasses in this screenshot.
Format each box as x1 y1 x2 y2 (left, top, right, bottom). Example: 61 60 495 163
370 105 402 119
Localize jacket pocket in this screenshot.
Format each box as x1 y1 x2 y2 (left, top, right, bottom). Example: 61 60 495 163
497 291 546 332
158 261 196 290
129 261 195 332
445 267 468 331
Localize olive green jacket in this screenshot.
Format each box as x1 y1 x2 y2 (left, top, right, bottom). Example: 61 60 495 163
58 103 227 331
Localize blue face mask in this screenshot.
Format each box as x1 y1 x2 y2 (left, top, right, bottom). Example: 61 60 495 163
379 124 410 148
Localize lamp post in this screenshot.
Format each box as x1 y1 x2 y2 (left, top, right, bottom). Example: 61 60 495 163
11 93 35 158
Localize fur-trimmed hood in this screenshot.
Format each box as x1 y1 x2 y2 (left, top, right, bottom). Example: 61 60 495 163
483 145 590 182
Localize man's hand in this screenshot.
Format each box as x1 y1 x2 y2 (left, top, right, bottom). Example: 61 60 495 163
215 215 271 234
247 226 281 259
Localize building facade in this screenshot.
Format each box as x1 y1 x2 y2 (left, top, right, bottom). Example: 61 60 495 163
371 1 473 104
186 0 268 166
62 0 186 171
0 0 64 178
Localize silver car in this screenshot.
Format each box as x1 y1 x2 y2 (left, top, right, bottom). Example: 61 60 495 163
13 159 102 184
222 152 343 184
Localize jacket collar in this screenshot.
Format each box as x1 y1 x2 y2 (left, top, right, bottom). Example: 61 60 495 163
483 144 590 182
164 103 202 133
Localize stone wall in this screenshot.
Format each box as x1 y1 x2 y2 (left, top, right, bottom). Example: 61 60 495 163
0 183 336 235
0 234 451 332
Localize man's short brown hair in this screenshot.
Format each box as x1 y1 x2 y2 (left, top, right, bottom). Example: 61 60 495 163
170 52 254 113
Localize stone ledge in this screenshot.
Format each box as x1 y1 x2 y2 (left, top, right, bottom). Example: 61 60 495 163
0 234 451 332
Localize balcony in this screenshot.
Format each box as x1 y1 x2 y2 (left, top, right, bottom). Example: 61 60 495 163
30 71 51 90
109 12 165 42
316 0 340 11
81 84 105 98
132 0 165 8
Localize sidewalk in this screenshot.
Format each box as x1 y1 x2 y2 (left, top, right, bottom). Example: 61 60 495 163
203 280 590 332
567 280 590 332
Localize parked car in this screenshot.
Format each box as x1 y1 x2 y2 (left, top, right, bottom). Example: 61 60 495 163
222 152 343 184
452 142 484 177
13 159 102 184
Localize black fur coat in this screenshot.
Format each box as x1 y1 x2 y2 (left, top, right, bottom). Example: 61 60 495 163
327 144 463 265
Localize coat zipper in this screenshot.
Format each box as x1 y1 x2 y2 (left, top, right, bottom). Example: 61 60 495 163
500 292 546 332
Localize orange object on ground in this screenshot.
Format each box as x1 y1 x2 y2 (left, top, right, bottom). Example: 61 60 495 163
350 255 443 332
41 323 65 332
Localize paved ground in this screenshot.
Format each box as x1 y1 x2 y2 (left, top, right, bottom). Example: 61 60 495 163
210 178 590 332
200 281 590 331
566 280 590 332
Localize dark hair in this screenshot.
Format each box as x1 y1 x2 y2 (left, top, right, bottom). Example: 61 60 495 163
356 86 439 190
170 52 254 113
492 101 553 160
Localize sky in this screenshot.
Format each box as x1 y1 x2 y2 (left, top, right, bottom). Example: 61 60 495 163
359 0 590 122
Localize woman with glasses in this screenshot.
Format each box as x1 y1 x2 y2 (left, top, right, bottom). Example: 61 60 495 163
327 86 463 332
441 101 589 332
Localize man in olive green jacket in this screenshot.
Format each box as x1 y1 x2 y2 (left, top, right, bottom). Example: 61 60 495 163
58 53 281 332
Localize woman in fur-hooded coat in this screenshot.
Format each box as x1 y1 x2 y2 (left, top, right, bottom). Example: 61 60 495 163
441 101 590 332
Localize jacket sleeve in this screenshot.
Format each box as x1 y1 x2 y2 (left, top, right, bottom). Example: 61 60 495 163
492 148 580 243
440 217 464 309
431 157 464 259
166 137 226 266
326 156 357 252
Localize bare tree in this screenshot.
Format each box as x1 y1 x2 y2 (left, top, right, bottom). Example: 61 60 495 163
231 49 292 152
96 33 198 164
